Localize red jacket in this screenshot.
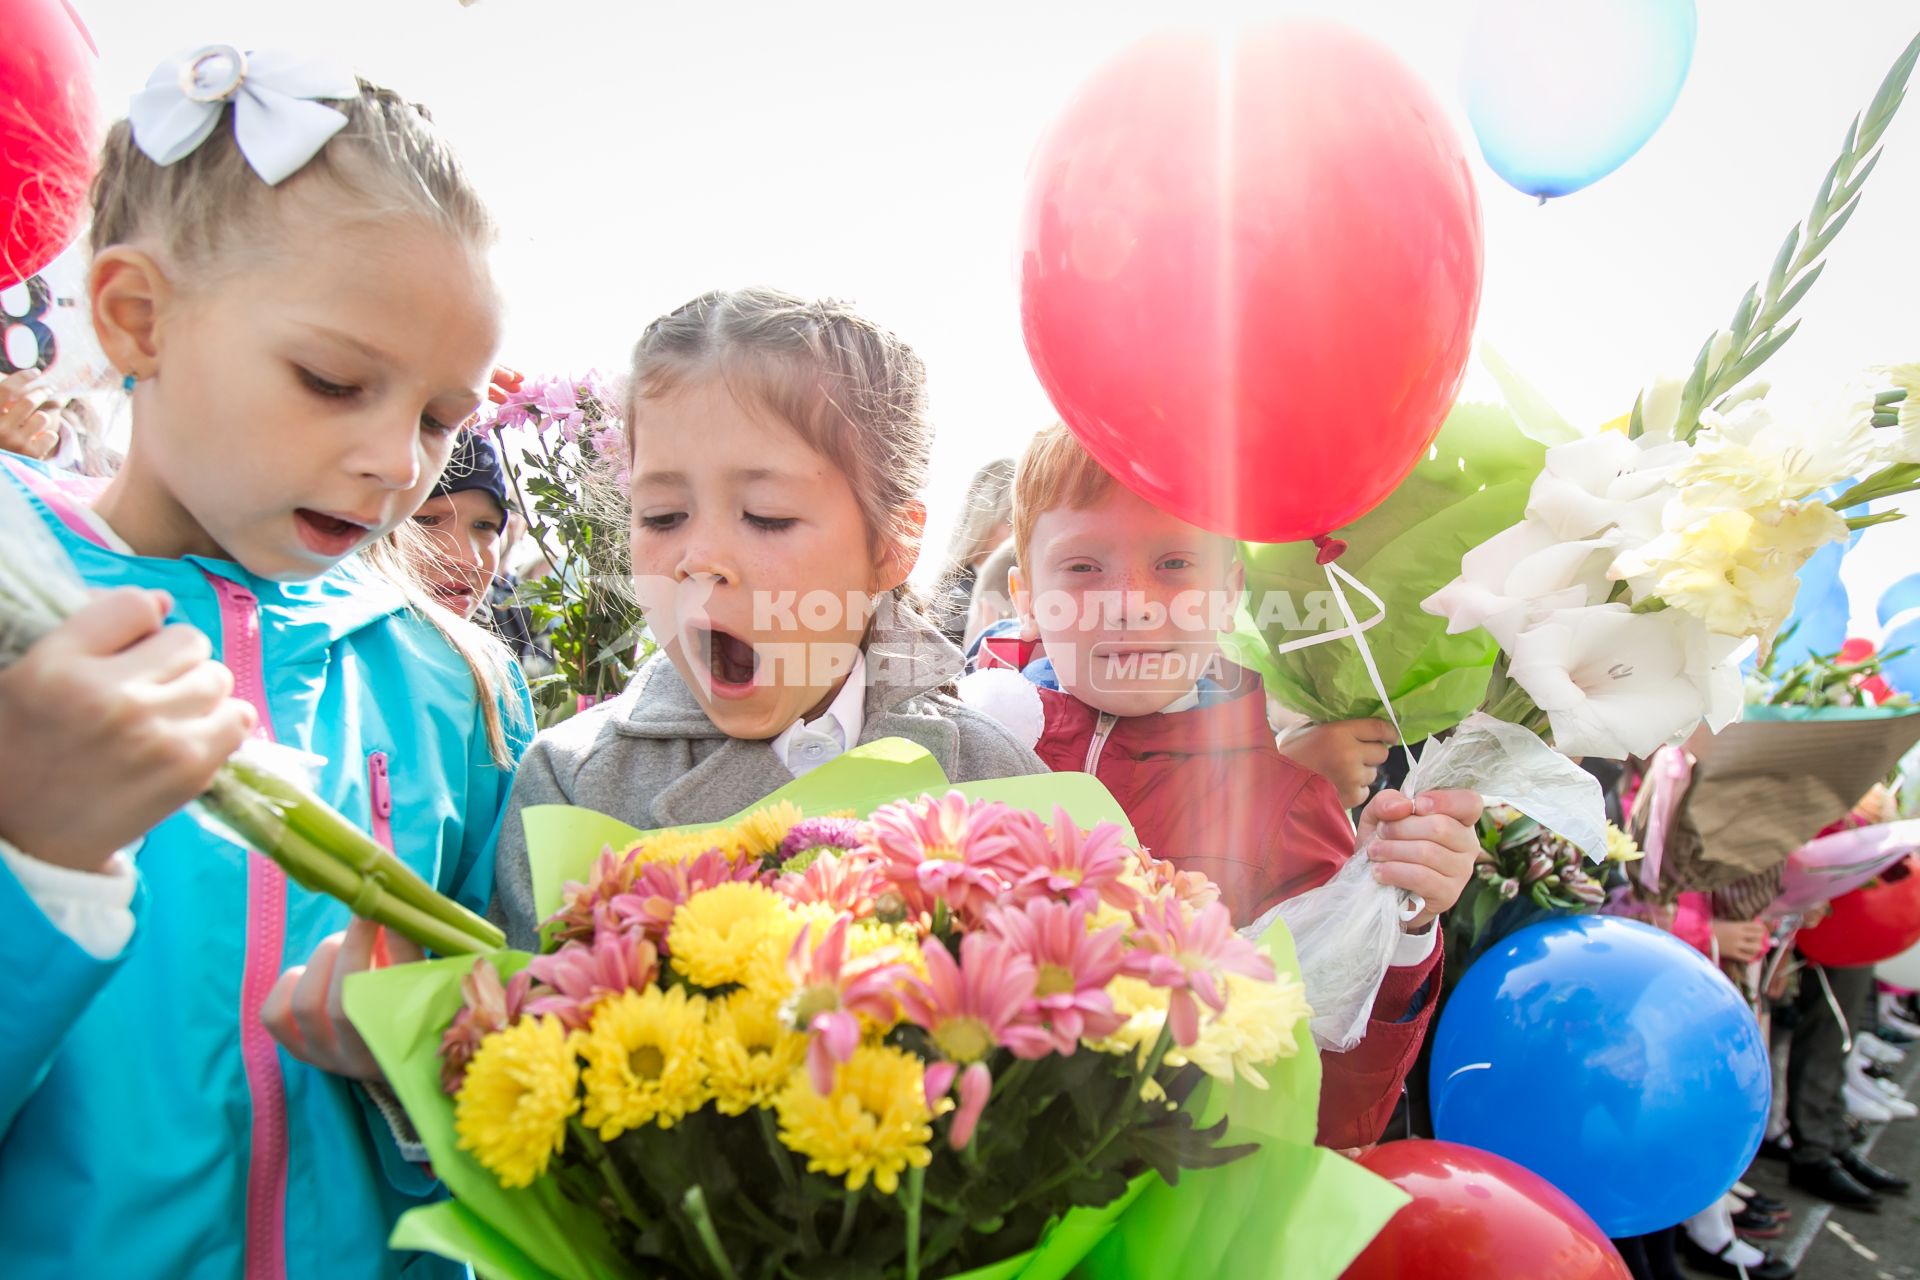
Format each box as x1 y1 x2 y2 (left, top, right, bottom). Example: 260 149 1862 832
976 637 1441 1148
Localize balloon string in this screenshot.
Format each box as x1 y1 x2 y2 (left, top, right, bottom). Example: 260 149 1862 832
1316 556 1423 925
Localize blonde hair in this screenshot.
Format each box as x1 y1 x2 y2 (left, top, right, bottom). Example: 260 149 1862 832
625 288 931 564
940 457 1015 578
90 78 492 272
90 75 523 765
368 525 523 767
1012 422 1117 567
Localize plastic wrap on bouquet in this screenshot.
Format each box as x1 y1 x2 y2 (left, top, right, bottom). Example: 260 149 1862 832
1255 713 1605 1050
1765 819 1920 917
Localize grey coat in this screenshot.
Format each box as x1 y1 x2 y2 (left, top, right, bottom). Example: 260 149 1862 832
490 617 1045 949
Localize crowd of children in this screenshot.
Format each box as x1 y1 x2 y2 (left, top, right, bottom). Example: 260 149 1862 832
0 41 1909 1280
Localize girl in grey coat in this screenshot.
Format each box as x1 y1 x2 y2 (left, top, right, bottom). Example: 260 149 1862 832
491 290 1044 948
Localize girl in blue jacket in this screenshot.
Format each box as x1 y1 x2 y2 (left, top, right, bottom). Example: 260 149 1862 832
0 47 528 1278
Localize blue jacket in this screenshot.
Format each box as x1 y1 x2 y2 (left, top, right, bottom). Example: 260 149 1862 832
0 457 531 1278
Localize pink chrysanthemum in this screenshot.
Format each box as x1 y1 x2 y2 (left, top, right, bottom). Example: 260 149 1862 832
1001 807 1141 913
777 851 886 917
524 930 661 1031
899 933 1050 1148
438 958 533 1095
1132 848 1222 912
604 849 763 947
782 916 911 1095
1125 899 1276 1046
984 899 1127 1052
863 791 1019 921
544 845 643 947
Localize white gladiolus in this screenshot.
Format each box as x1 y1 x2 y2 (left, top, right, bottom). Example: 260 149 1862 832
1421 519 1617 648
1673 396 1878 511
1523 432 1688 545
1505 604 1723 760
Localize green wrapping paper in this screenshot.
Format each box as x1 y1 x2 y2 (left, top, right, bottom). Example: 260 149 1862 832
345 742 1402 1279
1222 402 1545 742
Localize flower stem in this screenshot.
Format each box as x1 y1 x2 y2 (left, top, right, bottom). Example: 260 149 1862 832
569 1118 647 1231
202 776 500 955
214 754 504 951
832 1189 861 1255
681 1185 741 1280
1021 1028 1173 1203
904 1165 925 1280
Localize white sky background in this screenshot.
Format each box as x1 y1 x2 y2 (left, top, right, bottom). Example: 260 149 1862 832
68 0 1920 636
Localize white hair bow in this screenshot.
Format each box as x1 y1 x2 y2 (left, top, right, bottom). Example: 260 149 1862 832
128 46 359 187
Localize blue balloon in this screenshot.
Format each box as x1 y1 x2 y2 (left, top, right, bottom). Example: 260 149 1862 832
1877 571 1920 629
1766 535 1855 669
1430 916 1769 1237
1881 617 1920 698
1464 0 1698 199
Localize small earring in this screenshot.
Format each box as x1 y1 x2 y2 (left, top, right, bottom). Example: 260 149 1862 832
121 372 137 392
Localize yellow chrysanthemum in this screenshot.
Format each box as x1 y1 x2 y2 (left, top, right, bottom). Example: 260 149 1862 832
1085 976 1168 1063
706 991 808 1115
627 825 749 867
742 902 841 999
578 986 708 1139
669 883 791 988
849 919 923 971
1604 823 1645 864
1166 972 1310 1087
735 801 805 858
775 1043 933 1194
453 1015 579 1189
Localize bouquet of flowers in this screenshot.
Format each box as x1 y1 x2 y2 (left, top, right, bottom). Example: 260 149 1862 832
1423 32 1920 761
1747 634 1912 711
1445 807 1643 981
344 746 1403 1280
479 371 651 722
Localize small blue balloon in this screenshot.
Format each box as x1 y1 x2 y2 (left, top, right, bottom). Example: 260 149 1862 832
1880 617 1920 698
1877 571 1920 628
1430 916 1769 1237
1464 0 1698 199
1765 533 1856 669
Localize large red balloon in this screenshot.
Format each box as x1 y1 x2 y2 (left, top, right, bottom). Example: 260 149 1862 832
1345 1140 1630 1280
1020 22 1483 543
1797 855 1920 968
0 0 100 288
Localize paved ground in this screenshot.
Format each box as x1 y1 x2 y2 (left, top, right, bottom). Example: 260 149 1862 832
1729 1048 1920 1280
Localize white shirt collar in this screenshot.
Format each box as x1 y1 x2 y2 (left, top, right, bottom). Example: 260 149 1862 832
769 653 867 777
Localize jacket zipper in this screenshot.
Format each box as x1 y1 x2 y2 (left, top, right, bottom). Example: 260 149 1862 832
204 573 290 1280
1083 711 1119 775
366 751 395 851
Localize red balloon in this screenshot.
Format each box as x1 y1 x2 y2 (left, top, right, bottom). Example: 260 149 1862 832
1345 1140 1630 1280
1797 855 1920 967
0 0 100 288
1020 22 1483 543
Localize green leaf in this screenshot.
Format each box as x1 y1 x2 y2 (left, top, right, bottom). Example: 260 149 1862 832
1728 283 1760 339
1479 343 1581 445
1229 401 1544 740
1807 193 1862 260
1765 225 1800 300
1771 260 1828 324
1720 318 1802 390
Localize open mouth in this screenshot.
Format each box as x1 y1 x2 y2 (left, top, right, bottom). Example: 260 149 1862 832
696 626 761 698
292 509 373 558
432 580 477 613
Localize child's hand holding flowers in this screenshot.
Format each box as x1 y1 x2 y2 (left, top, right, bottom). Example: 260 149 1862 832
1277 718 1396 808
1355 788 1485 930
